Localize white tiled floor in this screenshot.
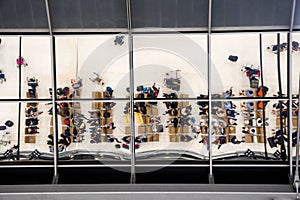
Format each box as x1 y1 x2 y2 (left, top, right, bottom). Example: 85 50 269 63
0 32 299 160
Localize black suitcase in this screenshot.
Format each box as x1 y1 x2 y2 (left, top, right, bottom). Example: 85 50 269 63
268 137 277 148
62 87 70 96
228 55 238 62
165 78 181 91
25 119 31 126
104 112 110 118
157 124 164 132
5 120 14 127
250 77 259 88
137 85 143 92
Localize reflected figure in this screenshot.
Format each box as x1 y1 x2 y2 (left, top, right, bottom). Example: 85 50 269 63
89 72 104 85
114 35 125 46
0 70 6 84
16 57 28 67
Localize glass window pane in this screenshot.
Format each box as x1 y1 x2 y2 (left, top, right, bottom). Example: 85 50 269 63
211 33 288 98
292 32 300 95
21 36 52 99
133 33 207 99
0 103 18 161
55 35 130 99
211 100 288 161
132 33 209 168
0 36 21 99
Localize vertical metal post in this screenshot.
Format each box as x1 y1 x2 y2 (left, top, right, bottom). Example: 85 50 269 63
45 0 59 183
277 33 283 97
258 33 268 159
294 77 300 199
207 0 214 184
75 37 79 78
17 36 22 160
289 0 297 182
275 33 288 161
126 0 136 184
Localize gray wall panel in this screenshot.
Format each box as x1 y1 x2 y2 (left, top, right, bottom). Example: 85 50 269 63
161 0 177 28
212 0 225 27
64 0 82 28
192 0 208 27
212 0 292 28
81 0 98 28
274 0 293 26
108 0 127 28
0 0 47 29
294 0 300 26
132 0 208 28
16 0 34 28
97 0 127 28
241 0 258 26
177 0 193 27
49 0 66 28
50 0 126 29
32 0 48 28
256 0 276 26
0 0 18 28
224 0 242 27
132 0 161 28
0 0 296 31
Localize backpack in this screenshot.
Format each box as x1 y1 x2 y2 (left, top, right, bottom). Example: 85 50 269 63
64 118 70 125
228 55 238 62
62 87 70 96
104 112 111 118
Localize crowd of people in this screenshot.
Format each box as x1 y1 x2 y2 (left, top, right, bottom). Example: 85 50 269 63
47 77 86 152
25 77 41 135
267 41 300 53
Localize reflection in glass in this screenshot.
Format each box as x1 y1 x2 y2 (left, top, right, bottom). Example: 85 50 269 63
55 35 130 99
0 103 18 161
0 33 296 166
210 100 290 161
133 34 208 98
132 100 209 162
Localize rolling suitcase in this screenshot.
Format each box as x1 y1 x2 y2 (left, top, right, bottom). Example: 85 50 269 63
250 77 259 88
164 78 181 91
137 85 143 92
5 120 14 127
268 137 277 148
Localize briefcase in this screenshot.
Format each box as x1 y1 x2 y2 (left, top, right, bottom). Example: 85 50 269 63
268 137 277 148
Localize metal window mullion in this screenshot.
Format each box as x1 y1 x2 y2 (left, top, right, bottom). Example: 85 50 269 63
259 33 268 159
45 0 59 182
289 0 297 182
295 78 300 197
207 0 213 183
126 0 136 184
50 36 59 182
17 36 22 160
44 0 53 35
288 32 294 181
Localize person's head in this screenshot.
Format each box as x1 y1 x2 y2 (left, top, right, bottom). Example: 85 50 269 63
109 138 114 143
